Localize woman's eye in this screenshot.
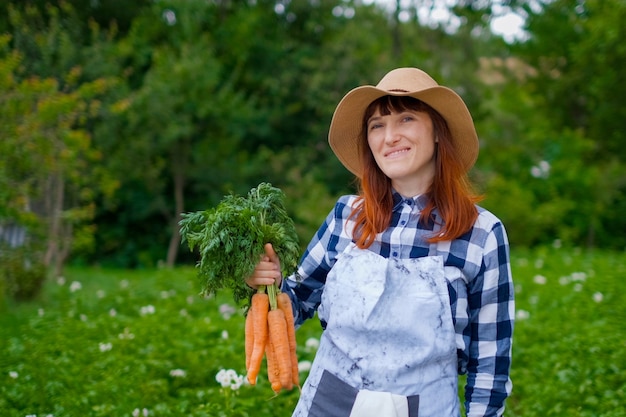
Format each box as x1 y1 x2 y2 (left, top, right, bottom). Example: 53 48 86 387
402 115 415 122
369 123 382 130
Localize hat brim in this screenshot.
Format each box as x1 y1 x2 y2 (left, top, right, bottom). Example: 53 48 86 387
328 85 479 177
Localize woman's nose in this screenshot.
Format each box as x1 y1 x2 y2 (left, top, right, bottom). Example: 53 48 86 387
384 126 400 144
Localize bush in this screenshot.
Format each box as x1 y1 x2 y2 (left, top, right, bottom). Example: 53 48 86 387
0 242 47 301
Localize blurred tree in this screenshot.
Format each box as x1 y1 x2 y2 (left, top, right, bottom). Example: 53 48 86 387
9 0 623 271
507 0 626 248
0 28 117 291
0 0 151 37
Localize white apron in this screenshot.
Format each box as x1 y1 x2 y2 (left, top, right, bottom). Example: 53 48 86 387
293 244 459 417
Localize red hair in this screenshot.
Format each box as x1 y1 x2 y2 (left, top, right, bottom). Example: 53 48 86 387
349 96 481 248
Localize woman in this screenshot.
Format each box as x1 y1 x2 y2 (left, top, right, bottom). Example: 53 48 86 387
247 68 514 417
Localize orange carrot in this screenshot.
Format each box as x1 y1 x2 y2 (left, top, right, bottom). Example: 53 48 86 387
277 292 300 388
265 333 282 393
244 306 255 370
267 308 293 390
247 292 269 385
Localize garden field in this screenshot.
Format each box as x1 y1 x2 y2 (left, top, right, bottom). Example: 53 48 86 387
1 246 625 417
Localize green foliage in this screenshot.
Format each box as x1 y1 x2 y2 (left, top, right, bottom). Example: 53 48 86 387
2 0 626 269
0 242 47 301
180 183 300 306
0 3 121 281
507 246 626 416
0 266 323 416
503 0 626 248
0 248 624 415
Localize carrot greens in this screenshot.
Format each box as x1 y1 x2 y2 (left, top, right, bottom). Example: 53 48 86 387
179 183 300 306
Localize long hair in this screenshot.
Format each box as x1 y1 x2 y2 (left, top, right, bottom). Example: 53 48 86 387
350 95 481 248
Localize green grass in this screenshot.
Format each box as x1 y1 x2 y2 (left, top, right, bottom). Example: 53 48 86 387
1 246 625 416
506 247 626 417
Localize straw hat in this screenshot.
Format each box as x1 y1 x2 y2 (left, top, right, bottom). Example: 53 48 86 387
328 67 479 176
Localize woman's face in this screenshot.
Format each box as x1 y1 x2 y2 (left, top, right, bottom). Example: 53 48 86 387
366 107 436 197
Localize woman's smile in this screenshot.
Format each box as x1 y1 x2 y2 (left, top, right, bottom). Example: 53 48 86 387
384 147 411 158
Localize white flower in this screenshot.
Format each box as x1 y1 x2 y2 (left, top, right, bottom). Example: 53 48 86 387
573 283 583 292
97 290 106 299
69 281 82 292
38 308 45 317
219 303 237 319
571 272 587 282
80 314 88 322
559 276 571 286
530 166 542 178
533 275 547 285
298 360 312 373
305 337 320 351
215 369 228 386
120 279 129 289
216 369 246 390
99 342 113 352
140 305 155 316
516 310 530 321
132 408 149 417
179 309 188 317
9 371 18 379
160 291 170 299
221 330 229 339
169 369 187 378
162 9 177 25
534 258 544 269
56 276 66 285
109 308 117 317
119 328 135 340
230 376 245 390
531 160 550 178
593 292 604 303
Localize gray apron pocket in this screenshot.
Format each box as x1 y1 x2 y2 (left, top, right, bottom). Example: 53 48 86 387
308 370 358 417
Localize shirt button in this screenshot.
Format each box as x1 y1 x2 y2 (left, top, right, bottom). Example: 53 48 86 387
405 199 413 205
400 220 406 225
392 251 398 257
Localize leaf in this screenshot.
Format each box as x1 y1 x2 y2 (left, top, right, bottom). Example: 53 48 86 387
179 183 300 306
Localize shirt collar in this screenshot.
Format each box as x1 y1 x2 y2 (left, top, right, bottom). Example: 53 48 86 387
392 190 429 211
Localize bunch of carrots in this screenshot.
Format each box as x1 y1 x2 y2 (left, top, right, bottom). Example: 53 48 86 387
179 183 301 393
246 283 300 393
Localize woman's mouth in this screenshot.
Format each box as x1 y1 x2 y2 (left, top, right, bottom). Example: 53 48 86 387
385 148 411 158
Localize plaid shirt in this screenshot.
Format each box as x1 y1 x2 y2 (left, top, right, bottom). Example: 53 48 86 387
281 192 514 417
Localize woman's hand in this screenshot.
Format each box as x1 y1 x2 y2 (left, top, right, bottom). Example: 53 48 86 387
246 243 283 290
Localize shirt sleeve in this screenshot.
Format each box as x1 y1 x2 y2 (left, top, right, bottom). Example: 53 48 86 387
465 222 515 417
280 196 355 327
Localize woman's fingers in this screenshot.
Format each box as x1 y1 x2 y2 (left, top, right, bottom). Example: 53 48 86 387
264 243 283 287
264 243 280 265
245 245 282 289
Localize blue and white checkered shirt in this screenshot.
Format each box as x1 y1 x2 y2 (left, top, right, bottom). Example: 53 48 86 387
281 191 514 417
